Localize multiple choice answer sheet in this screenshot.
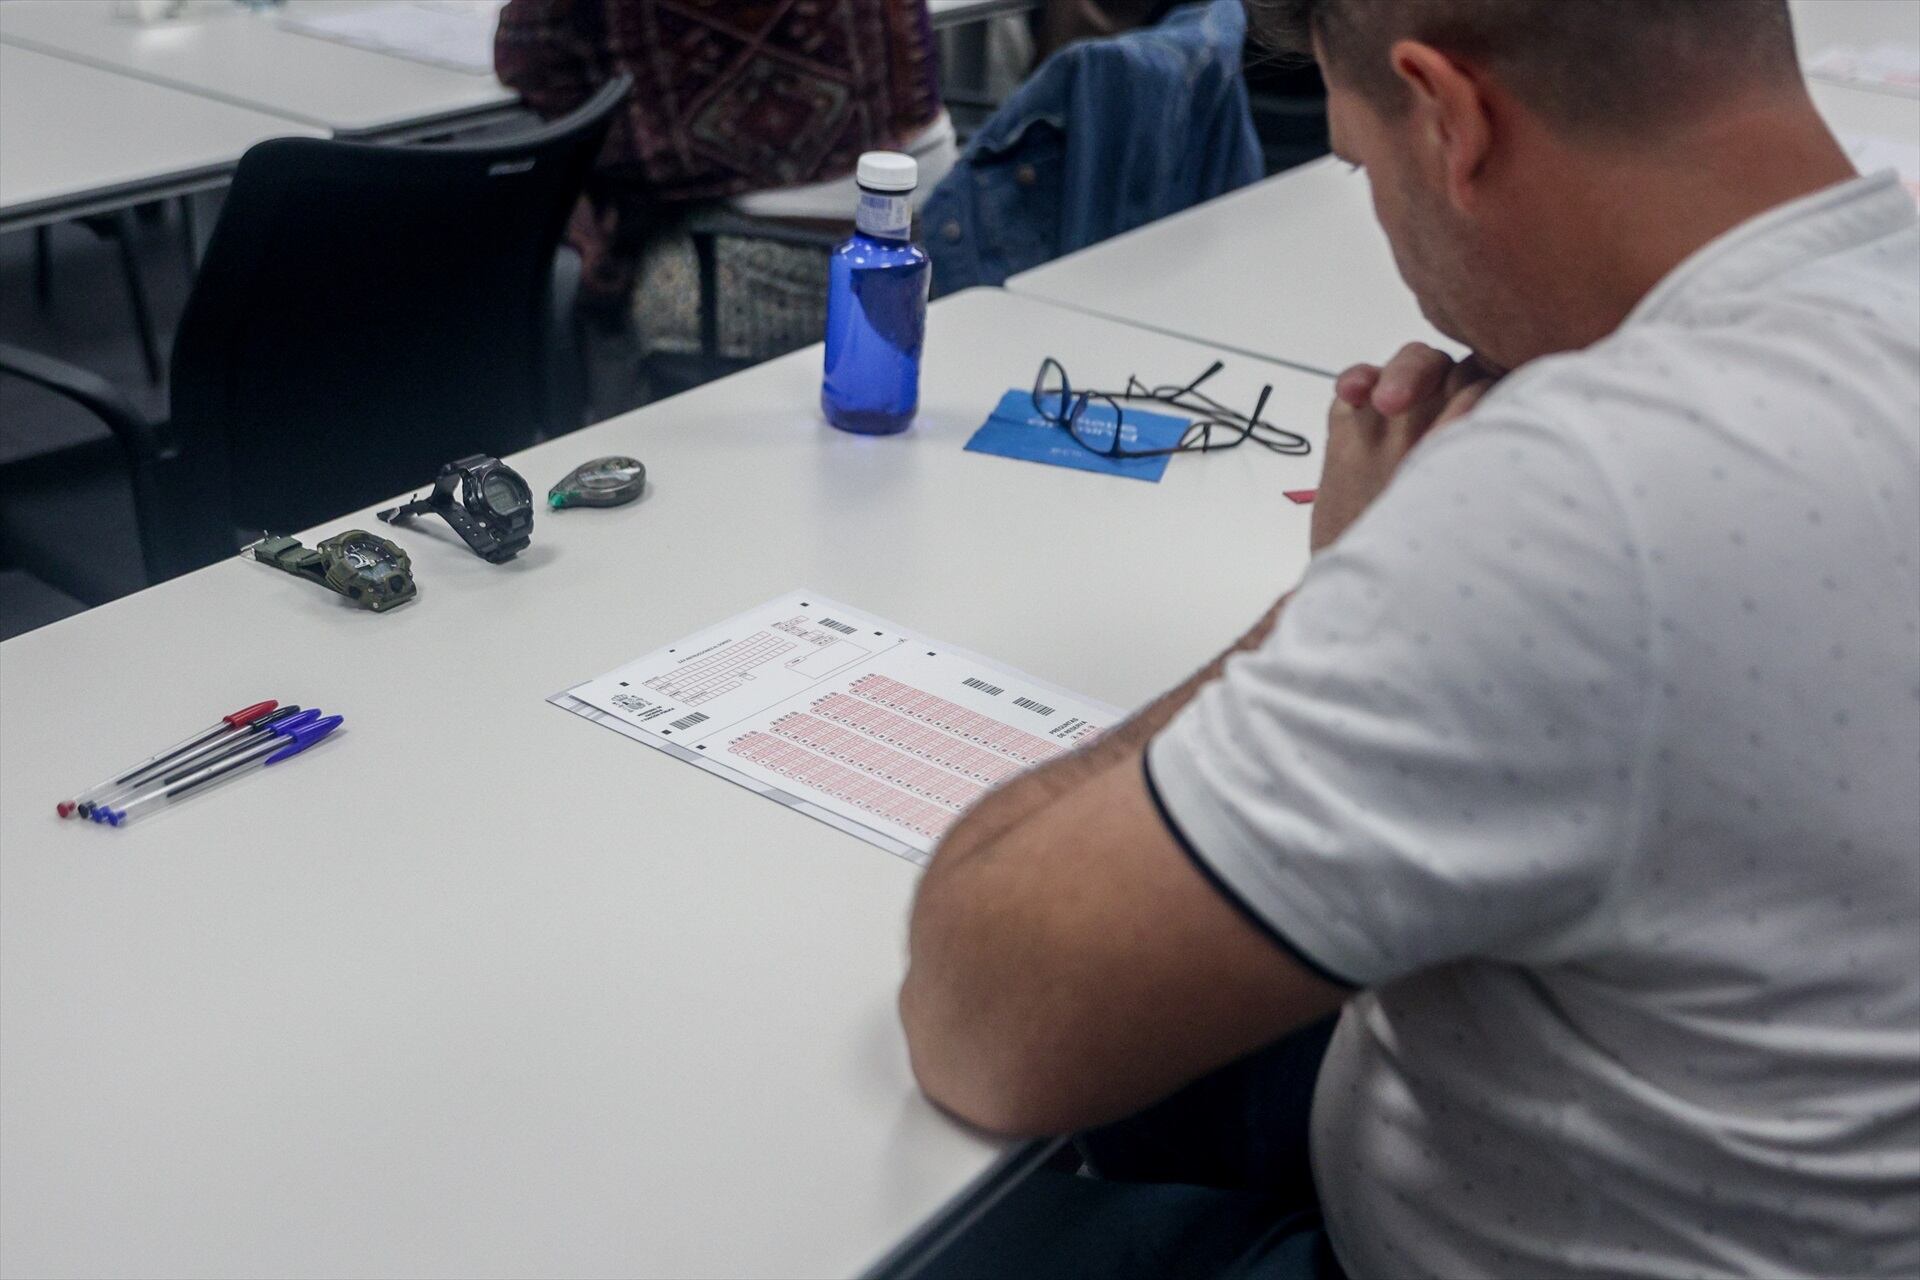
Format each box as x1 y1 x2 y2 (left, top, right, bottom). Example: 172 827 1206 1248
550 591 1116 864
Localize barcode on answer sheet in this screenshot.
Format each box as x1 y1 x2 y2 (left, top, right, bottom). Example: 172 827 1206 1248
1013 697 1055 717
963 677 1005 697
670 711 710 731
817 617 856 634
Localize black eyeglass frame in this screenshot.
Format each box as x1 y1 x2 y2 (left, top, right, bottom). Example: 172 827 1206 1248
1029 358 1311 461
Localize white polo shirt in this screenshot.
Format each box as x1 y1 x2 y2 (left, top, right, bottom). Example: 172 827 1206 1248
1147 171 1920 1278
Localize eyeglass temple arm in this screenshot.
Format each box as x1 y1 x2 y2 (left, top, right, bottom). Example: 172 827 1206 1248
1179 361 1226 397
1249 383 1274 428
1123 361 1225 402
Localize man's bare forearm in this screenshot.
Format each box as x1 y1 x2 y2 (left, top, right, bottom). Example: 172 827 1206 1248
928 597 1289 869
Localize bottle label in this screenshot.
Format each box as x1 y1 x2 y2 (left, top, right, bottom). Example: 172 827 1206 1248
856 189 912 239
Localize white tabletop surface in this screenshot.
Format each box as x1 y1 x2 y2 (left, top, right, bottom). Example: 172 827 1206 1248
1005 156 1462 378
0 0 517 137
1812 77 1920 144
0 41 323 226
0 288 1330 1280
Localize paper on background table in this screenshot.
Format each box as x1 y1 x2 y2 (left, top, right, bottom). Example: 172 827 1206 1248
551 591 1118 864
278 1 505 75
1807 43 1920 97
1840 131 1920 204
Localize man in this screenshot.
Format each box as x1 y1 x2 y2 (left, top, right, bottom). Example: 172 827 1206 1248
901 1 1920 1276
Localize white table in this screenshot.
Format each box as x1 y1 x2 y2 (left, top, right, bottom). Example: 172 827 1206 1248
1812 77 1920 145
1006 156 1462 378
0 288 1331 1279
0 42 324 233
0 0 519 139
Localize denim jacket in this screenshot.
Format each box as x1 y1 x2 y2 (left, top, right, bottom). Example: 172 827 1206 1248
923 0 1262 296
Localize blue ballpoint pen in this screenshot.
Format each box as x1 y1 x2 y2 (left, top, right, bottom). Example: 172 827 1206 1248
94 715 343 827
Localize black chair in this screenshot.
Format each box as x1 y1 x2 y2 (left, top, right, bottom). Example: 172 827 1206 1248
33 208 177 385
0 75 629 602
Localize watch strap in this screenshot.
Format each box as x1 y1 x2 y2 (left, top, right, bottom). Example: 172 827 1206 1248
376 495 435 525
250 535 329 587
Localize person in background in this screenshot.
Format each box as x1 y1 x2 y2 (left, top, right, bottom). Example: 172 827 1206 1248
495 0 946 318
901 0 1919 1276
1037 0 1332 176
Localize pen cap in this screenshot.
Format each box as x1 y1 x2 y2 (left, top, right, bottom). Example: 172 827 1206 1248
223 701 279 728
271 708 323 736
266 716 342 763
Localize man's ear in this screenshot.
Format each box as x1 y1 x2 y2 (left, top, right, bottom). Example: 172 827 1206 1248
1388 39 1493 211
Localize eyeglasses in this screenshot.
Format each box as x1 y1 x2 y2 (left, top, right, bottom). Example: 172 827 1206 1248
1029 358 1311 460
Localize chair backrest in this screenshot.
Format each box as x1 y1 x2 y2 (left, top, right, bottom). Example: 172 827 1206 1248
172 76 629 534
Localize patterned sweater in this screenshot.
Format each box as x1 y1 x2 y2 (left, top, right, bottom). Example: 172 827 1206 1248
496 0 941 202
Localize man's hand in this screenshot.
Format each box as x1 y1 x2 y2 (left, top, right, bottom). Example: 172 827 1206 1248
1311 343 1496 553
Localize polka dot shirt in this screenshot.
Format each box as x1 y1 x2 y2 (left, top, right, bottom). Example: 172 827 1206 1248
1148 172 1920 1277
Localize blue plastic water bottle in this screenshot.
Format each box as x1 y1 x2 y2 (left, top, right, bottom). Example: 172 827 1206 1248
822 152 930 435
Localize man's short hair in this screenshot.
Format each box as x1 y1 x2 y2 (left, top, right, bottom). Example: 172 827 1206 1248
1246 0 1799 133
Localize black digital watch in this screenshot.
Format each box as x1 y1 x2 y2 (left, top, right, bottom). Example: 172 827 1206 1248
377 454 533 563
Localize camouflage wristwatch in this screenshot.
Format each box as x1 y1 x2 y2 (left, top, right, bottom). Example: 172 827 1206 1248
248 530 418 612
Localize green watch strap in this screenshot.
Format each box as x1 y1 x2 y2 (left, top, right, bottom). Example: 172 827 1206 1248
251 535 328 585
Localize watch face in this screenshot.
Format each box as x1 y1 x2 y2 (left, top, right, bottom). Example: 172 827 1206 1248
340 539 396 571
319 531 415 608
481 471 527 515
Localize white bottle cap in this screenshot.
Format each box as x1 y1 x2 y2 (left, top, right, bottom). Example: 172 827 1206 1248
856 151 918 193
